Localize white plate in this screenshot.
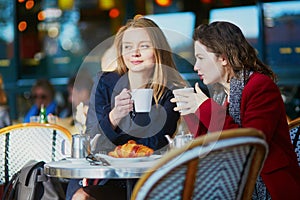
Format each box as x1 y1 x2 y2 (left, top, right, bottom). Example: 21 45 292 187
95 153 162 164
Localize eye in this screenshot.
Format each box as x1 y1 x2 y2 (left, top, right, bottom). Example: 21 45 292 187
140 44 150 49
122 44 132 50
196 55 203 60
140 42 152 49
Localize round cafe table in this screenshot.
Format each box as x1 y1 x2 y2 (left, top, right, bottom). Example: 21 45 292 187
44 155 160 199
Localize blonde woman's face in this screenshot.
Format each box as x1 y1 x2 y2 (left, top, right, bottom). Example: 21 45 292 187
121 28 155 74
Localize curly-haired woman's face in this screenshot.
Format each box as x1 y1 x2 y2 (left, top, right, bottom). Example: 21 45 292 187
194 41 227 85
121 27 155 74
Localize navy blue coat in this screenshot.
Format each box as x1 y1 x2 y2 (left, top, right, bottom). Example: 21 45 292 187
86 71 180 152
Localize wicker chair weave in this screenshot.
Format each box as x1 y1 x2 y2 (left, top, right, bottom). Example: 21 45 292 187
193 145 251 200
289 126 300 165
146 165 187 200
0 137 5 184
0 125 71 184
131 129 268 200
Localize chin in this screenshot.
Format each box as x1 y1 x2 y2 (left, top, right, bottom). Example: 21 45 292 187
132 66 153 73
203 79 209 85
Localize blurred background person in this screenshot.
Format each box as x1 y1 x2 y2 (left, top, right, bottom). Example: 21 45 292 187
57 73 93 133
72 72 93 131
0 74 12 128
58 76 75 119
72 72 93 110
23 79 57 123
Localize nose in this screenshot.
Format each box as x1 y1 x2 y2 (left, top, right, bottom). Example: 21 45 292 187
131 48 141 57
193 60 201 72
193 64 199 72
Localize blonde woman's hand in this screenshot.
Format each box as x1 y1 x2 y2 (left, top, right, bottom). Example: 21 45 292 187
109 88 134 128
171 82 208 115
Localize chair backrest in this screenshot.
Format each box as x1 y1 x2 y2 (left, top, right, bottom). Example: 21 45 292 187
0 122 72 185
131 128 268 200
288 117 300 166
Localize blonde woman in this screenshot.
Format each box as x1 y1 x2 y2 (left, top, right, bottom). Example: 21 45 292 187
67 16 186 200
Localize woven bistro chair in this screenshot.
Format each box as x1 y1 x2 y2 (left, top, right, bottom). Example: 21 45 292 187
131 128 268 200
288 117 300 166
0 122 72 186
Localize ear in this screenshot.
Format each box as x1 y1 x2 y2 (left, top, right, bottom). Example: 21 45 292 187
218 54 228 66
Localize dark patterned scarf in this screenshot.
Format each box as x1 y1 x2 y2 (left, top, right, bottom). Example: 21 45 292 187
228 70 251 126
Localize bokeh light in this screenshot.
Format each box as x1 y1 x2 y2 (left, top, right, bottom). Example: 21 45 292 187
109 8 120 18
18 21 27 32
25 0 34 10
155 0 172 7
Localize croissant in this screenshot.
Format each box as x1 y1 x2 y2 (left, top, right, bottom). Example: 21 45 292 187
108 140 154 158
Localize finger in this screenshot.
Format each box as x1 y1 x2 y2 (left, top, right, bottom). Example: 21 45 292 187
170 98 176 103
173 103 187 112
177 95 189 104
82 178 88 187
127 90 132 98
121 88 129 93
115 92 132 102
117 98 133 106
115 102 133 112
170 97 180 103
171 97 188 103
179 92 192 98
173 106 180 112
174 106 189 115
195 82 201 94
180 109 190 116
114 107 133 118
119 88 131 98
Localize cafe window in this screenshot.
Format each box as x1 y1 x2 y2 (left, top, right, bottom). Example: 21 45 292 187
209 1 300 86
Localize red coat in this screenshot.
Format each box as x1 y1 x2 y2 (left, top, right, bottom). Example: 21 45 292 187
184 72 300 200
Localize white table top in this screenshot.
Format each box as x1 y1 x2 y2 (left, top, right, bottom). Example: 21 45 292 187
44 156 160 179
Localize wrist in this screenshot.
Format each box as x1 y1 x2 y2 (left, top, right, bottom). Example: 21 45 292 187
109 109 119 129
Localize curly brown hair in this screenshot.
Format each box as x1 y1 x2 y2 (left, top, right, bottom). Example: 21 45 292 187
193 21 277 82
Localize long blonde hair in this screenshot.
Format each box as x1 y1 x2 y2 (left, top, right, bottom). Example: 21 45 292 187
114 16 185 104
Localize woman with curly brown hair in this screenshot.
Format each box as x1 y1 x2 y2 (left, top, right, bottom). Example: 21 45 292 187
172 21 300 200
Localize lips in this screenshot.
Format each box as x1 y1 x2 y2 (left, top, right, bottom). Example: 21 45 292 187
131 60 143 65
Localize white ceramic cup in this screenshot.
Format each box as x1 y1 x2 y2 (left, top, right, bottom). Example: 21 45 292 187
131 89 153 112
173 87 194 110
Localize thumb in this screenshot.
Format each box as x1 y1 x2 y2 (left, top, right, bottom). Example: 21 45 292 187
195 82 201 94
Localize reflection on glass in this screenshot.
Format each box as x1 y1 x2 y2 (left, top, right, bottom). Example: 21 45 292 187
209 5 259 39
208 1 300 85
0 1 14 60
